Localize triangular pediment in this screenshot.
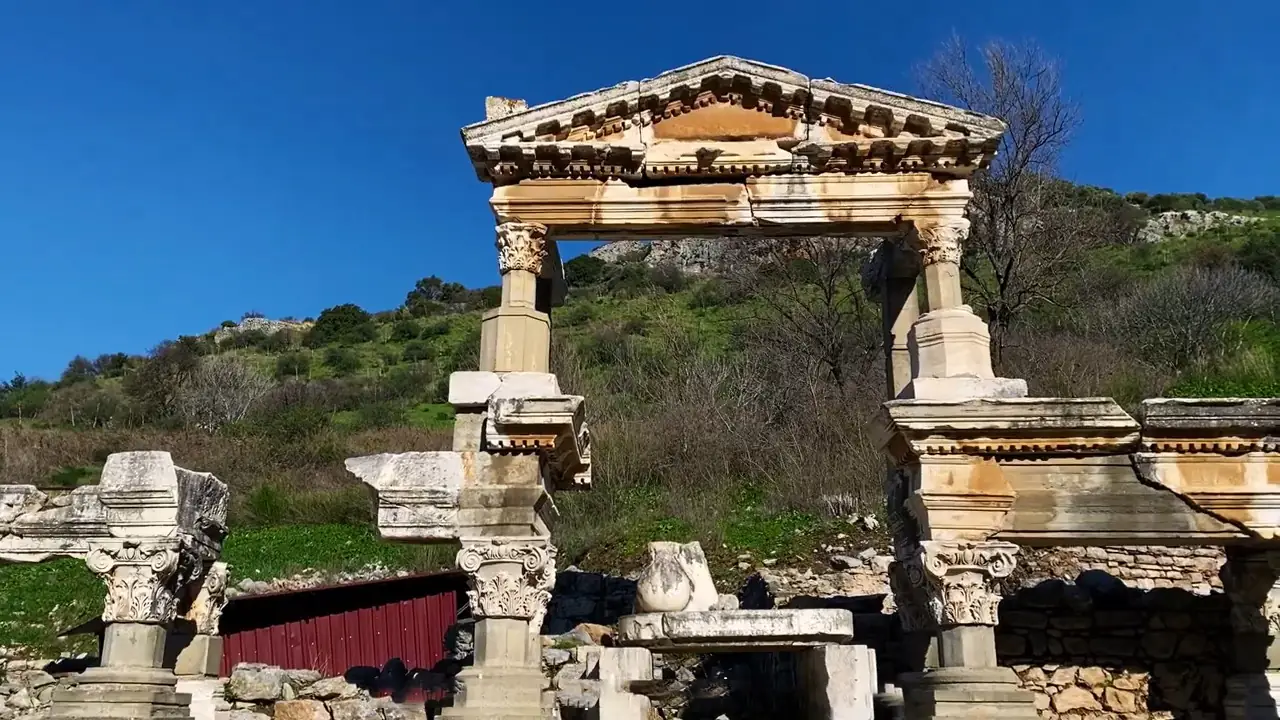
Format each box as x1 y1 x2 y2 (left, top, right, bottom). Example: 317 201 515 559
461 56 1006 184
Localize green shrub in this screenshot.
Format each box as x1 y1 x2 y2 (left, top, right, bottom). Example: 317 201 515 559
402 340 434 363
324 347 362 375
354 401 407 430
689 279 730 308
220 320 237 329
244 483 290 525
307 304 377 346
260 330 297 353
275 351 312 380
565 255 607 287
390 318 422 342
420 320 450 340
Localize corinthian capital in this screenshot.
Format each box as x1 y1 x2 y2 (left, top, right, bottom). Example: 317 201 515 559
913 218 969 267
902 540 1017 627
457 537 555 631
184 561 229 635
86 539 199 624
496 222 549 274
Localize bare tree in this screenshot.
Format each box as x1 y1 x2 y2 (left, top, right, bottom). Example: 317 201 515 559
1106 265 1279 373
735 238 882 397
177 355 274 432
917 37 1115 367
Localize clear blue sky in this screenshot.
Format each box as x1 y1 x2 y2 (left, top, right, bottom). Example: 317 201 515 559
2 0 1276 379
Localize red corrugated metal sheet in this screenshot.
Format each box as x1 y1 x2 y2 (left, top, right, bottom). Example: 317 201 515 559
220 590 457 679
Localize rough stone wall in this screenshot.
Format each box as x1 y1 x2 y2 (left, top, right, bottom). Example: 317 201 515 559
999 579 1232 720
0 659 80 720
1015 546 1224 595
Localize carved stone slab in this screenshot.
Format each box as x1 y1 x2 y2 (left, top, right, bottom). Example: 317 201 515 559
616 609 854 653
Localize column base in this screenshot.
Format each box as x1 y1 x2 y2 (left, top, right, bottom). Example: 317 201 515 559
50 667 191 720
442 665 546 720
900 667 1037 720
903 376 1027 401
1224 672 1280 720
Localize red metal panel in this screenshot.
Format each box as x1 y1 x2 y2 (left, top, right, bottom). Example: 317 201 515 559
219 586 460 679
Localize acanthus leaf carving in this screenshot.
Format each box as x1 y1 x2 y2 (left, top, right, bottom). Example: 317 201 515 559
913 218 969 267
495 222 549 275
456 537 555 632
901 540 1017 627
86 539 198 624
184 561 229 635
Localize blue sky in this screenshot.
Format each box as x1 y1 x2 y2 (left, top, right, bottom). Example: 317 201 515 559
2 0 1277 379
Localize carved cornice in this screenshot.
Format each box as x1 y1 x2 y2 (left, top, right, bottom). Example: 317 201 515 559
901 541 1018 627
456 537 555 630
485 389 591 491
86 539 200 624
912 218 969 267
495 222 548 275
1140 398 1280 453
875 398 1141 465
461 56 1005 184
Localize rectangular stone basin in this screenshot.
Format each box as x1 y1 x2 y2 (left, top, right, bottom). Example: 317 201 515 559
615 609 854 653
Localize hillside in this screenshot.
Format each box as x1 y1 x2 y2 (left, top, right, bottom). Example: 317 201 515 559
1 189 1278 656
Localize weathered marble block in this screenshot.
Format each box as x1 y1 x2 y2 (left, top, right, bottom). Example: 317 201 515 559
616 609 855 653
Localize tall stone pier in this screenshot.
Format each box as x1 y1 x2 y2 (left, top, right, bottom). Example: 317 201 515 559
348 213 588 719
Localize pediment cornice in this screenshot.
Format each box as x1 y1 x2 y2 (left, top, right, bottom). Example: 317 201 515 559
461 56 1006 184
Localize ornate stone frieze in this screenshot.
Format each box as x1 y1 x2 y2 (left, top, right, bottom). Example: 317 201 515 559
913 219 969 267
901 541 1018 627
1140 398 1280 453
185 561 229 635
86 539 199 624
495 222 548 275
1221 550 1280 636
456 537 555 630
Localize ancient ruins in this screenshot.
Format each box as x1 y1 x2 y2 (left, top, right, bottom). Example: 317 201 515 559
0 451 228 719
2 55 1279 720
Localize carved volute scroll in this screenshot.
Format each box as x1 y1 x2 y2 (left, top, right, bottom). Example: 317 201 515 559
912 217 969 267
902 540 1018 627
86 539 199 624
496 222 549 275
185 561 229 635
456 537 556 632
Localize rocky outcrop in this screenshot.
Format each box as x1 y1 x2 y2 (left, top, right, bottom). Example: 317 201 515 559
213 317 313 343
1137 210 1263 243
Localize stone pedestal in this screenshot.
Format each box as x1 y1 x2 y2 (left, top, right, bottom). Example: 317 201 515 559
53 626 191 720
800 644 877 720
482 222 552 374
900 667 1037 719
592 648 653 720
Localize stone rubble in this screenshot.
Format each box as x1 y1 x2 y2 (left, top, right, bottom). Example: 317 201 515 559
222 663 419 720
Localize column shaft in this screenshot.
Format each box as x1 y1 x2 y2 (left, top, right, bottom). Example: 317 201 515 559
482 222 551 373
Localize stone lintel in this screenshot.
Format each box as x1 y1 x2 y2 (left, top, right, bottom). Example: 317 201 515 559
488 174 970 238
1136 452 1280 540
615 609 854 653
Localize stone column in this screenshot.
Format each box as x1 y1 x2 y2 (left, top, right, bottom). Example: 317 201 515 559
51 539 201 720
896 541 1037 720
445 536 556 720
482 222 551 373
902 218 1025 401
1222 548 1280 720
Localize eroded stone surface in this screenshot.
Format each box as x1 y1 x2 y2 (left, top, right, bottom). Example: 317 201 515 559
616 609 854 652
